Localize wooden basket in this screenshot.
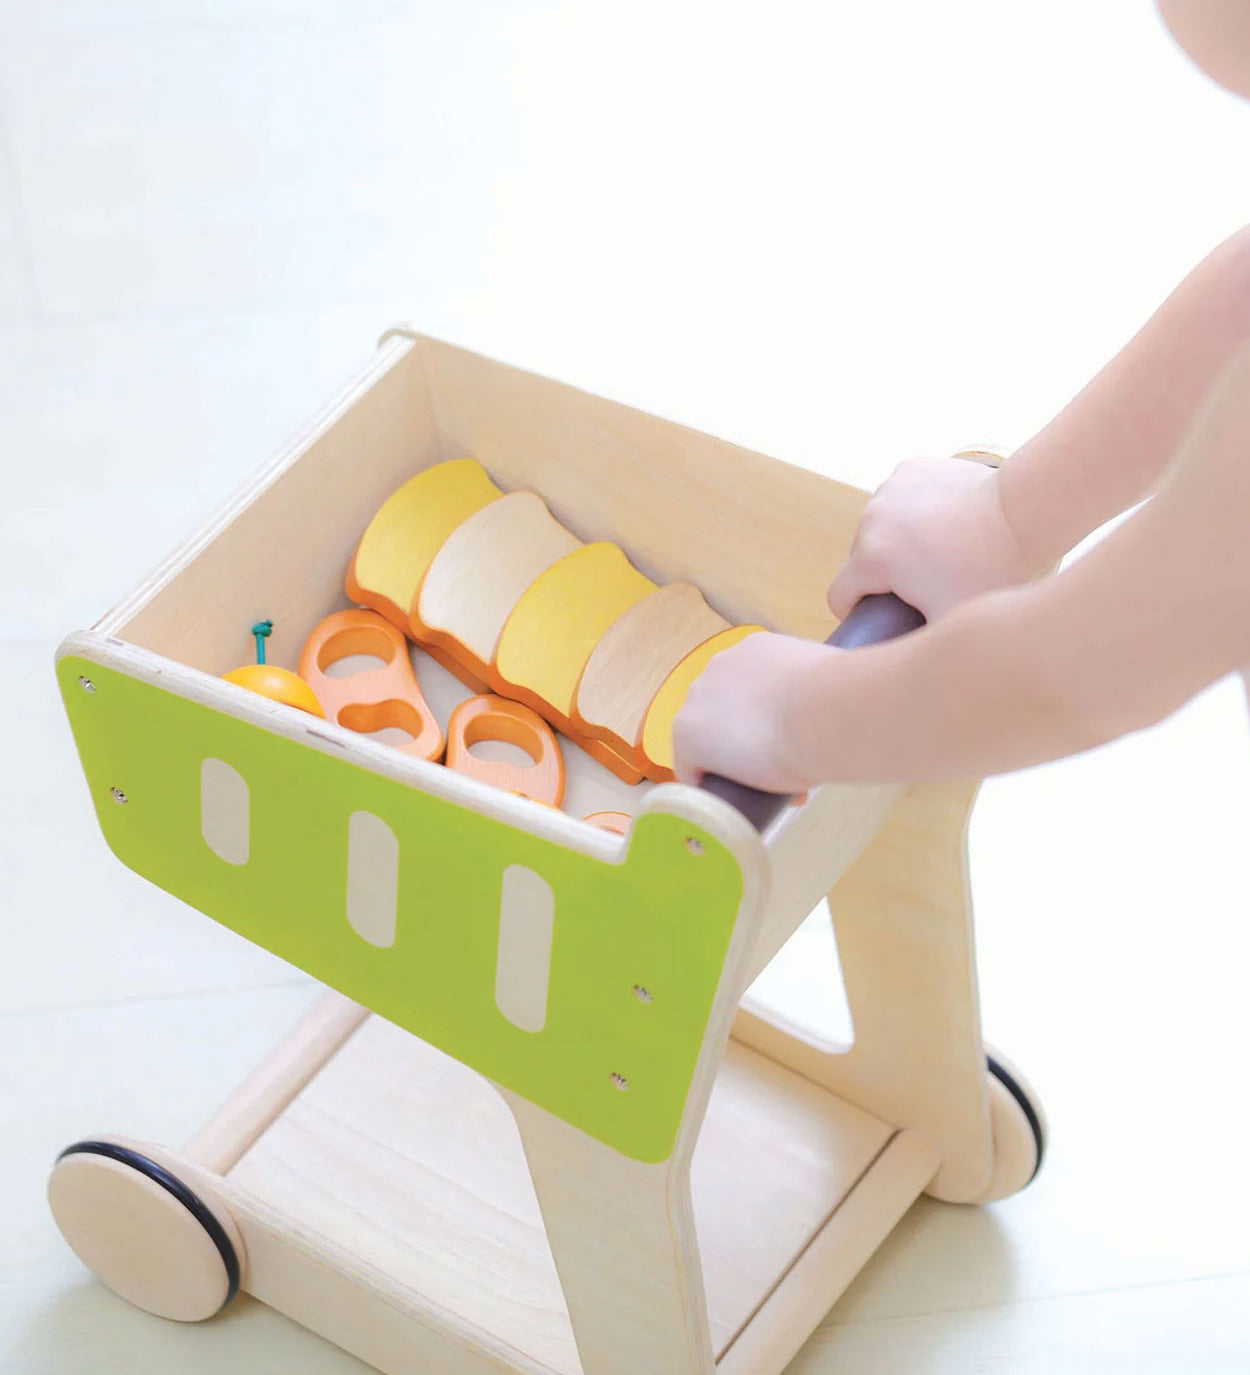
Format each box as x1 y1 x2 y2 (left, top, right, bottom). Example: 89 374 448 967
48 330 1042 1375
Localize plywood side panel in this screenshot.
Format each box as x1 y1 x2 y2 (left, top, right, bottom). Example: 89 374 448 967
415 336 869 636
111 337 441 674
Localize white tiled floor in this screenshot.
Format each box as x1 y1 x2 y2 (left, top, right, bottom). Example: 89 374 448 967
4 0 1250 1370
0 131 32 320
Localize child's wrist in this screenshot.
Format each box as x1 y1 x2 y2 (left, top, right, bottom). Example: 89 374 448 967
770 649 828 791
972 469 1053 584
994 453 1083 578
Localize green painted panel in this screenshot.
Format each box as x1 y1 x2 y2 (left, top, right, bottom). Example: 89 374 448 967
58 656 744 1163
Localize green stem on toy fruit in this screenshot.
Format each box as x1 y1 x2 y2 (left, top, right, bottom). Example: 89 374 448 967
252 620 274 665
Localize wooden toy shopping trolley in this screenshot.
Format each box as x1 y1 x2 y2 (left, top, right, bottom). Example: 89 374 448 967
48 331 1045 1375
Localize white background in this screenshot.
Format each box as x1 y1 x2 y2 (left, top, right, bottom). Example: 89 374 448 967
2 0 1250 1369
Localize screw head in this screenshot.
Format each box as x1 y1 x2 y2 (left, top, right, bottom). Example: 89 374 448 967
79 676 96 694
109 787 128 805
685 836 704 857
610 1072 630 1092
632 985 653 1004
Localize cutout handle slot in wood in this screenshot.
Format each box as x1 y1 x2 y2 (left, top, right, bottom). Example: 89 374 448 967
496 865 556 1033
200 758 250 866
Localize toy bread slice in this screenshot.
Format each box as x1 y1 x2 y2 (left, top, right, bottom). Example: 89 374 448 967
346 459 502 632
416 491 581 689
638 624 766 781
574 583 730 758
491 542 655 785
495 544 656 718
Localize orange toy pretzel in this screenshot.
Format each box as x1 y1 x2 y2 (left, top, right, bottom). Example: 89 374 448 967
299 609 444 762
445 695 565 808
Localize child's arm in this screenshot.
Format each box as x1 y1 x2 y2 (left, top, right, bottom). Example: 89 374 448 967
673 338 1250 790
829 225 1250 619
999 223 1250 571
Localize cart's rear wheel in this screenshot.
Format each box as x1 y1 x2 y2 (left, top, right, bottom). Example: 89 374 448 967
48 1138 243 1321
971 1052 1047 1204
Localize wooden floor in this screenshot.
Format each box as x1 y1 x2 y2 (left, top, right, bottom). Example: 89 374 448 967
5 0 1250 1369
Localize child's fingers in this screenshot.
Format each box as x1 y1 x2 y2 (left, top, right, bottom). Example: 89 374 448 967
826 564 861 619
672 634 821 792
669 711 707 785
827 555 891 619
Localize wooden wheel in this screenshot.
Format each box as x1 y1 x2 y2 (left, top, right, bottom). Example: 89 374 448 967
48 1138 244 1321
970 1052 1047 1204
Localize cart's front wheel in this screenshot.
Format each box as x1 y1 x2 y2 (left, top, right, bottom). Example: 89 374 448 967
970 1052 1047 1204
48 1138 243 1321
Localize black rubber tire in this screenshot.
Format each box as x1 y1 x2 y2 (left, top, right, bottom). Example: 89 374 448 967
985 1055 1045 1187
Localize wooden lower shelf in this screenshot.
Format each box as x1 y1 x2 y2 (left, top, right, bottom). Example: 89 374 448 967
226 1014 893 1374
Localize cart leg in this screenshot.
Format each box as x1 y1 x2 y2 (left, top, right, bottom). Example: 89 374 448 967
735 779 993 1202
505 1092 715 1375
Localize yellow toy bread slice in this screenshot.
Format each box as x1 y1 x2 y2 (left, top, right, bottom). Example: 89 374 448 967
416 491 581 689
490 542 655 785
495 544 656 718
574 583 730 757
346 459 501 632
639 624 766 781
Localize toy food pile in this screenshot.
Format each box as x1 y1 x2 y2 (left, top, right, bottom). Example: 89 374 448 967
345 458 761 783
221 458 761 815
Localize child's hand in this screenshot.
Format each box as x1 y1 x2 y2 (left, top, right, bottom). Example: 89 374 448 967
673 455 1028 793
828 457 1036 622
671 632 831 792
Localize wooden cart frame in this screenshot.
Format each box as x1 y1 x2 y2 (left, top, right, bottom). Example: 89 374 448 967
48 331 1043 1375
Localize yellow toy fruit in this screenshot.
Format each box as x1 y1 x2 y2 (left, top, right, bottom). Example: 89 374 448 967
223 664 325 717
